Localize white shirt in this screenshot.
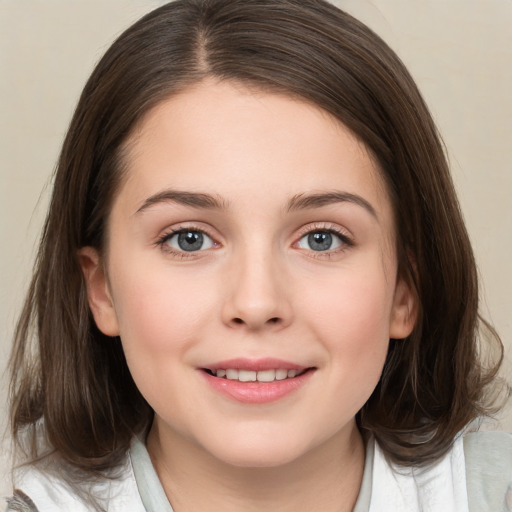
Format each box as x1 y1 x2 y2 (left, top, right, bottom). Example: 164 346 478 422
6 431 512 512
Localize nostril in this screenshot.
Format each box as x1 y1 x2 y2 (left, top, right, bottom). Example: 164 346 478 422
231 317 281 326
227 308 288 329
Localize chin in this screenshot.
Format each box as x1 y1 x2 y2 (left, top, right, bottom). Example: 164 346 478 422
203 433 315 469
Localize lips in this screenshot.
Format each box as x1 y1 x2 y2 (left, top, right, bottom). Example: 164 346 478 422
200 358 315 403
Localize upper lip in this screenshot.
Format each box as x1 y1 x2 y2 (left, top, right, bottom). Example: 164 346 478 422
202 358 311 372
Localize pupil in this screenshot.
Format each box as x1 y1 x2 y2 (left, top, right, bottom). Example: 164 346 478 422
178 231 203 251
308 232 332 251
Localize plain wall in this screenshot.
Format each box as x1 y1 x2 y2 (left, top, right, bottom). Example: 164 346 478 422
1 0 511 499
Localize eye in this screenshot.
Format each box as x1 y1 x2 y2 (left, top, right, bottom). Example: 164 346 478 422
162 229 215 252
296 230 346 252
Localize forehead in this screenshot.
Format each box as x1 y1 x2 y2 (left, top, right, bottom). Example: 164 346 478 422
116 79 392 225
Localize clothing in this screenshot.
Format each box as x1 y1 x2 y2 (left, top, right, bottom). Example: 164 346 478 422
5 431 512 512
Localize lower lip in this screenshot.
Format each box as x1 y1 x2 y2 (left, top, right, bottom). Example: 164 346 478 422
200 370 314 404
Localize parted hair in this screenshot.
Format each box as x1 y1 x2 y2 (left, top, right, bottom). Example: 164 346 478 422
10 0 503 475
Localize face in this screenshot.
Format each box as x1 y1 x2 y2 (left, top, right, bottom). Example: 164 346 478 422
81 80 415 469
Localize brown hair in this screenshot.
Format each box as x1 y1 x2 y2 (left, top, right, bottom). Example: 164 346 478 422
10 0 503 476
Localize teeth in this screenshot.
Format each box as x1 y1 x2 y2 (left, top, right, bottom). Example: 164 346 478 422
276 369 288 380
226 369 238 380
213 368 303 382
257 369 276 382
238 370 256 382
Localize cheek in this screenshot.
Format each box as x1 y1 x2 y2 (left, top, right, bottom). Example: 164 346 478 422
298 264 393 398
108 259 218 355
107 262 217 419
301 265 394 345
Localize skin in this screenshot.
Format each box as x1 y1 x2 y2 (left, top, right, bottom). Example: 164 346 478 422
80 79 416 512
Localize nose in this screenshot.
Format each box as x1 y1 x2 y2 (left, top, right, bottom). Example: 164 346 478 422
221 249 293 332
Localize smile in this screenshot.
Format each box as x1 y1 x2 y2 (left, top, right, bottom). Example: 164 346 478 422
205 368 306 382
200 359 316 403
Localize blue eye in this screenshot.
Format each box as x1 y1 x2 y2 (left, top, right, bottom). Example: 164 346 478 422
297 230 344 252
164 230 214 252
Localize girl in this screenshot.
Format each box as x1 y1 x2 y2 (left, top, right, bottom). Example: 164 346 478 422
6 0 511 511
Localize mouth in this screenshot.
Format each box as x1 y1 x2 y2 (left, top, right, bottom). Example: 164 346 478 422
202 367 311 382
199 358 316 403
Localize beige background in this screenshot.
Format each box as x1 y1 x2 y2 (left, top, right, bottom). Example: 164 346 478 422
1 0 511 498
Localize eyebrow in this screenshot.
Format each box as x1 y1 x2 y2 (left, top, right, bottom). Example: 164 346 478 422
135 190 228 214
287 191 377 218
135 188 377 218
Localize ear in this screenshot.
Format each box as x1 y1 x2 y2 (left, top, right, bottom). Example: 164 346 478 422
389 275 417 340
78 247 120 337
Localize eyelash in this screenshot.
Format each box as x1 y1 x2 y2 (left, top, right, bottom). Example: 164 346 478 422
294 223 354 259
155 225 218 259
155 223 354 259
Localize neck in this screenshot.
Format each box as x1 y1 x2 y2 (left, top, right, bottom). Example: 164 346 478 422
147 422 365 512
